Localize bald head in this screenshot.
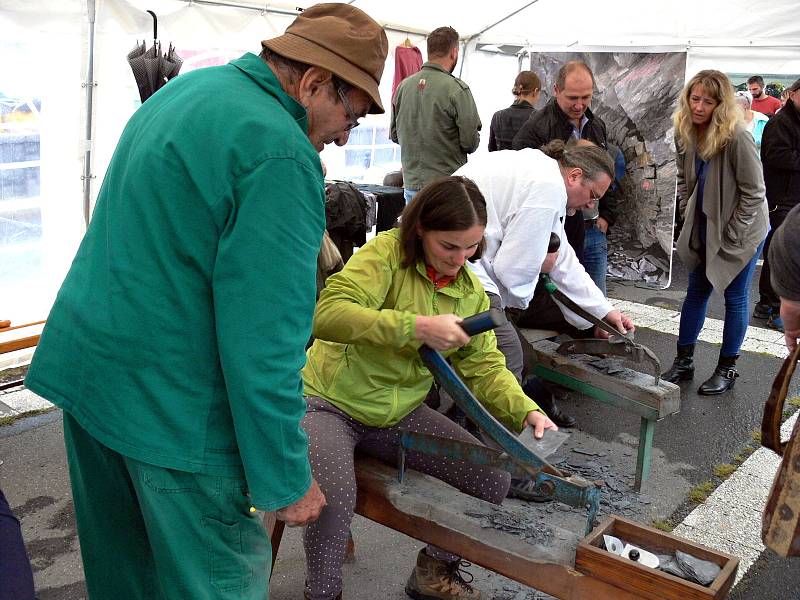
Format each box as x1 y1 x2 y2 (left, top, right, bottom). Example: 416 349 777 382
554 61 595 126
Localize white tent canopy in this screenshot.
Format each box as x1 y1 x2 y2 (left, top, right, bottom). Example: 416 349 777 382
1 0 799 324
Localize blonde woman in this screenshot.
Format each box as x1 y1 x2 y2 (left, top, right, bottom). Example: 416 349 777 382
663 70 768 395
488 71 541 151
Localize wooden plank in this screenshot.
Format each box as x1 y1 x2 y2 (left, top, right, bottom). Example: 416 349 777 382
576 516 739 600
354 457 645 600
522 337 680 419
0 321 45 355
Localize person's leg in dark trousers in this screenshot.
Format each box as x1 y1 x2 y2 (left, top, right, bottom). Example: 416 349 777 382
63 411 270 600
0 487 36 600
302 396 507 599
755 228 778 317
698 241 764 395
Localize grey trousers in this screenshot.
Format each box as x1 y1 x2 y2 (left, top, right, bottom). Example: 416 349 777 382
487 292 524 382
301 396 511 600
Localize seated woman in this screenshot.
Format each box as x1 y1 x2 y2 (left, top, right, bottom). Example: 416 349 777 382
301 176 556 600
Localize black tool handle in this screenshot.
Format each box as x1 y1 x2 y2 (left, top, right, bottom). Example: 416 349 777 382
547 232 560 253
458 309 504 336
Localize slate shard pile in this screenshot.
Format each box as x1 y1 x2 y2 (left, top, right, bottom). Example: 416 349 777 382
584 356 626 376
464 506 555 547
607 243 671 286
547 451 653 521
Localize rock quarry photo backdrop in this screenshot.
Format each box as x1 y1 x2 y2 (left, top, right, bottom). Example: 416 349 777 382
528 51 687 287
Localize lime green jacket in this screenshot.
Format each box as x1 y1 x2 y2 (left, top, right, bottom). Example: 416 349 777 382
303 230 539 431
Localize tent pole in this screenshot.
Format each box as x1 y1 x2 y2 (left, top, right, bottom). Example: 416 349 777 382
467 0 541 43
176 0 427 37
82 0 97 226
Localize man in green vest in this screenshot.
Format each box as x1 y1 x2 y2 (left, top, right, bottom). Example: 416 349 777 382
25 4 387 598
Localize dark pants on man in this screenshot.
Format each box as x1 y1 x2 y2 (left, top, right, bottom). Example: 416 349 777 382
758 207 791 309
0 487 36 600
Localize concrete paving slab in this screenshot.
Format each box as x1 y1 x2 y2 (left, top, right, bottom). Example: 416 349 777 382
1 388 53 414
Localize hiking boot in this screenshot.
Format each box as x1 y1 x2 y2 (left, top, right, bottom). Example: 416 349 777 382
405 549 481 600
662 343 695 383
767 313 785 333
698 355 739 396
752 302 773 320
507 478 553 502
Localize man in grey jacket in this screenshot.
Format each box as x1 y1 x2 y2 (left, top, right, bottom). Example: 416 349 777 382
391 26 481 204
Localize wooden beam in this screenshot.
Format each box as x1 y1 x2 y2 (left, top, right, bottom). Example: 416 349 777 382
521 337 680 419
354 458 644 600
0 321 45 355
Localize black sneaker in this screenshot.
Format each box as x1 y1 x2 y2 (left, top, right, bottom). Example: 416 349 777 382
753 302 772 320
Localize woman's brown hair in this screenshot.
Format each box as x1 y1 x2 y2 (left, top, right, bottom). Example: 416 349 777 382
399 176 487 269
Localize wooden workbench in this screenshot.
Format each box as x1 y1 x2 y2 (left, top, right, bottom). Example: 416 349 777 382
519 333 680 491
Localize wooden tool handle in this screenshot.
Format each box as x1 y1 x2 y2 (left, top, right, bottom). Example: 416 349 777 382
761 345 800 456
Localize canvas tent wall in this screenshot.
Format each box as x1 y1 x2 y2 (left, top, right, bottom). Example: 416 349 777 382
1 0 799 324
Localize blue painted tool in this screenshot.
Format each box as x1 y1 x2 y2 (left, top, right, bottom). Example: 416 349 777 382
399 309 602 535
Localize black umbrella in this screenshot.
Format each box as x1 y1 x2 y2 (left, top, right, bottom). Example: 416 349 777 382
127 10 182 103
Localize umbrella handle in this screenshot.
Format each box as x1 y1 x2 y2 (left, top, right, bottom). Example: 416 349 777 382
146 10 157 40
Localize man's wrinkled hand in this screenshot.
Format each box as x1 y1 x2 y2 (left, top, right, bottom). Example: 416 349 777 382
275 479 326 527
595 309 635 338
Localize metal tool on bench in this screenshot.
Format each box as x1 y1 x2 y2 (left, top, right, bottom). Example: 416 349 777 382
398 309 602 535
540 233 661 385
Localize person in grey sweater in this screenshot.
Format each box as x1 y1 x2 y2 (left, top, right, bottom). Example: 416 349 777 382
769 203 800 351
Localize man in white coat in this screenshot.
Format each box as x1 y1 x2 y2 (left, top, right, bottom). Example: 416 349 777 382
455 140 634 435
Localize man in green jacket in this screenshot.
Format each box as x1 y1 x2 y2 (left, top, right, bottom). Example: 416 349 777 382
25 4 387 598
390 26 481 204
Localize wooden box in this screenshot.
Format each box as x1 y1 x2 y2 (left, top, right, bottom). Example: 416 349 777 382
576 516 739 600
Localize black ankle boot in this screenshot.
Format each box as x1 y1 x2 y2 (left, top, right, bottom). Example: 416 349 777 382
698 355 739 396
662 344 695 383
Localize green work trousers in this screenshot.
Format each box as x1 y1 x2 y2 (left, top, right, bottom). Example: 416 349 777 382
62 411 270 600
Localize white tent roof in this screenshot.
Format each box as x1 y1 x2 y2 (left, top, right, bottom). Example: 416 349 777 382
359 0 800 50
1 0 798 321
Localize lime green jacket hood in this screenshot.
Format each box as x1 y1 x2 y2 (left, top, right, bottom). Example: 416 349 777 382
303 230 539 430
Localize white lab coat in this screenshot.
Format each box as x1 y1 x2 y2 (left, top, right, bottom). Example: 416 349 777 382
454 149 613 329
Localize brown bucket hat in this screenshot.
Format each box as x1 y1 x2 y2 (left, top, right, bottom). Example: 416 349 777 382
262 3 388 114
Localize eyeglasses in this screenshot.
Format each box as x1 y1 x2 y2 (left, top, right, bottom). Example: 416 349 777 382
335 81 361 132
589 186 601 203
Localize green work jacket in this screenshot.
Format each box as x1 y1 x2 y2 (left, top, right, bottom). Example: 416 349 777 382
303 230 539 431
26 53 323 511
390 62 481 190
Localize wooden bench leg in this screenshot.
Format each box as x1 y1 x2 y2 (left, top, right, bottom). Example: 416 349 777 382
634 417 655 492
264 512 286 579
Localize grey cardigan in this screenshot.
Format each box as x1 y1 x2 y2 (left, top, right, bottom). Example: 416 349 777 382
676 126 768 291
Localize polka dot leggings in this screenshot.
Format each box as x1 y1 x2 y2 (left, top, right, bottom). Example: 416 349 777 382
301 396 511 600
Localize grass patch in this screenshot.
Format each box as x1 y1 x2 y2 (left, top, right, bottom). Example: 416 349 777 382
688 481 716 504
651 519 672 532
751 429 762 443
0 407 53 427
713 463 737 480
787 397 800 410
